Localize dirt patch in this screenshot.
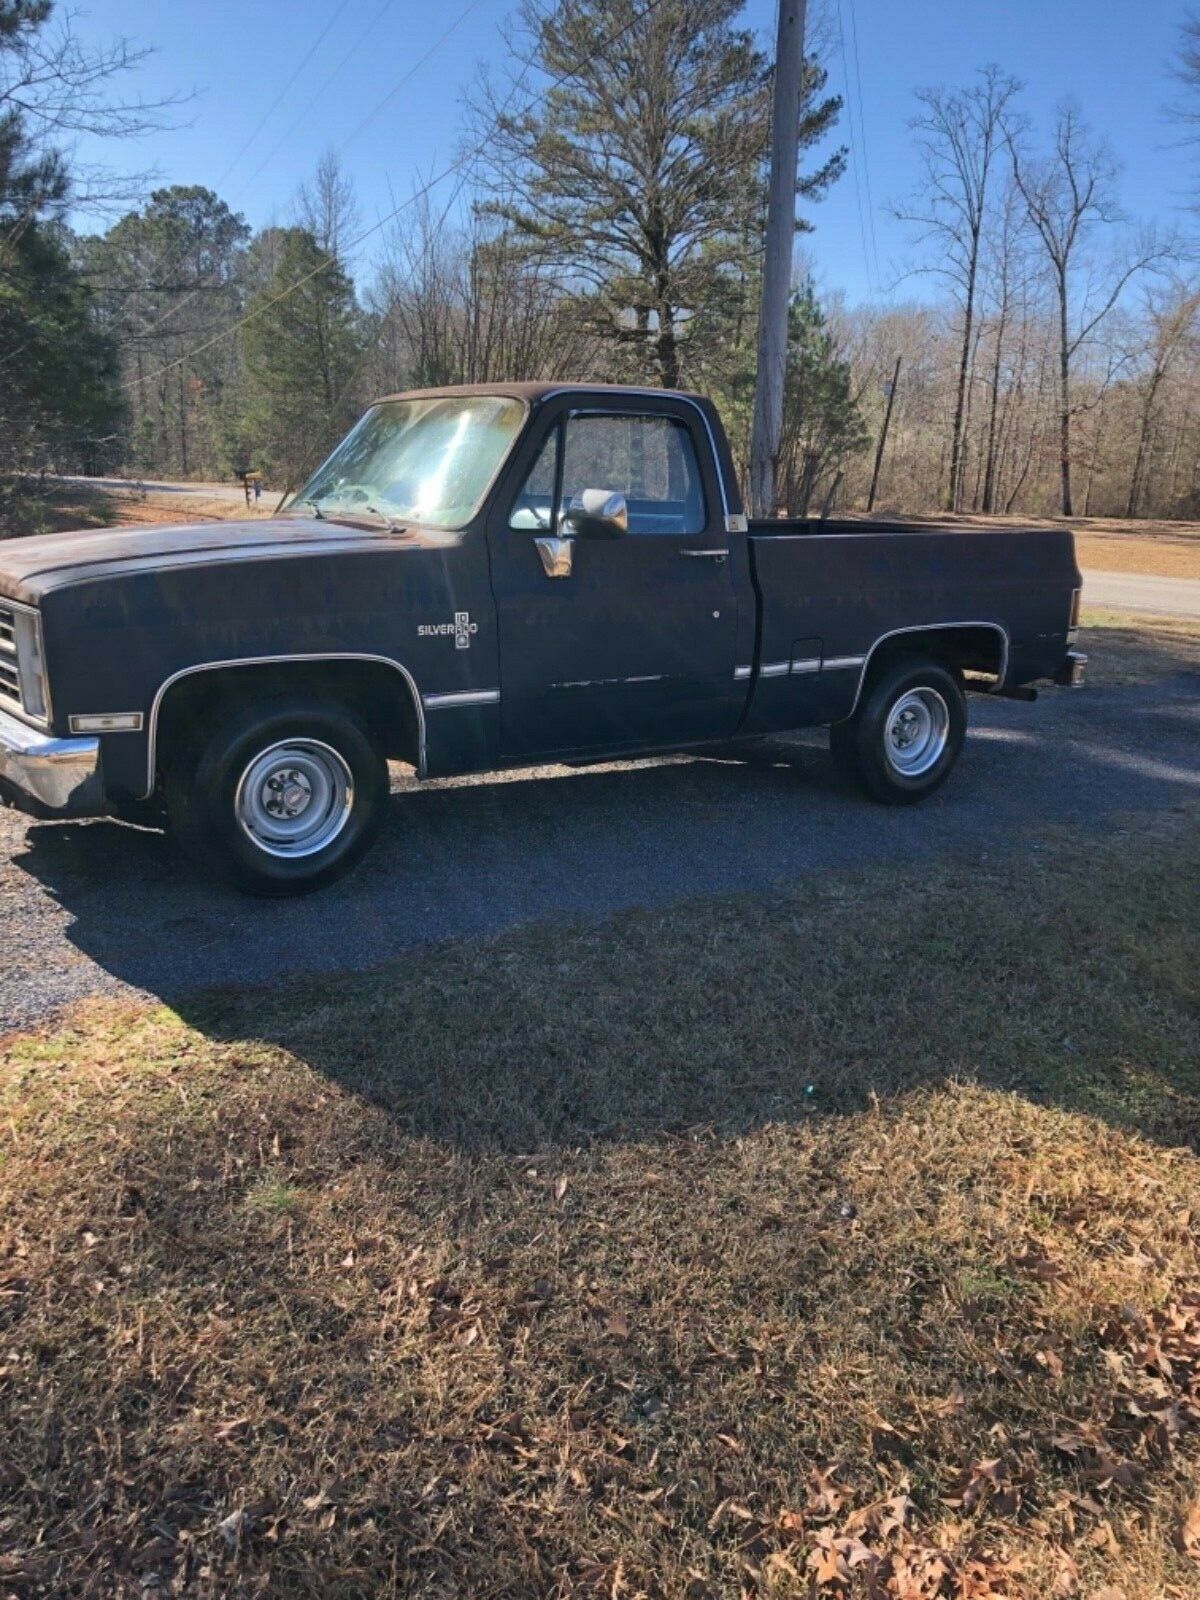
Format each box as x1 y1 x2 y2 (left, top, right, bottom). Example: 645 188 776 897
2 812 1199 1598
98 489 278 527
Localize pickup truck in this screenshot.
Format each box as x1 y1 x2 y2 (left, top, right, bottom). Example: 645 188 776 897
0 383 1085 894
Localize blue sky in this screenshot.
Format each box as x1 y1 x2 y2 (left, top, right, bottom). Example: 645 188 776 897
66 0 1195 306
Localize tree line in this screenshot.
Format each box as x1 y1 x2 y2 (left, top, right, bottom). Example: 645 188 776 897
4 0 1200 523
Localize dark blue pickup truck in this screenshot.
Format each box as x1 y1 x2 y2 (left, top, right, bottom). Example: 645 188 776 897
0 383 1084 893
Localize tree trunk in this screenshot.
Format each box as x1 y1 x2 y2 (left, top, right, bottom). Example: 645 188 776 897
981 315 1006 514
1125 369 1163 519
947 246 978 512
178 367 188 478
655 303 679 389
1057 278 1073 516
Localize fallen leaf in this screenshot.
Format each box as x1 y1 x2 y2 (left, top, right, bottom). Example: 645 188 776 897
1179 1495 1200 1560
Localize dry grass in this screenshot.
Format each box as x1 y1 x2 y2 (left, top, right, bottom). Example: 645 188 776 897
1076 610 1200 686
845 509 1200 581
3 480 278 537
99 489 278 526
2 808 1199 1598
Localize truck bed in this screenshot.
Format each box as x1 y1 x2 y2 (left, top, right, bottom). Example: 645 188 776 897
739 518 1080 733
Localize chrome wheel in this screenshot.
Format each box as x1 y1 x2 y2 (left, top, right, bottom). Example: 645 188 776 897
883 687 950 777
234 739 353 858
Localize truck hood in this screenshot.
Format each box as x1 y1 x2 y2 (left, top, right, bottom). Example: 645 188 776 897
0 516 459 604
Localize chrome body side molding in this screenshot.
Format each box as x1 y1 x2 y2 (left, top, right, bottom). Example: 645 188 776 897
143 653 427 798
423 688 501 709
844 622 1010 718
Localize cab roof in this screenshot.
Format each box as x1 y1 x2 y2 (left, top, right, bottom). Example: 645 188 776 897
372 381 710 407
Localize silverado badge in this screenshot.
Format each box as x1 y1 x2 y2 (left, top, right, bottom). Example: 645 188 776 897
418 612 478 649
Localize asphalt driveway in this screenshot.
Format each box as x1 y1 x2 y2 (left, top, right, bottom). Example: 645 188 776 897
0 670 1197 1032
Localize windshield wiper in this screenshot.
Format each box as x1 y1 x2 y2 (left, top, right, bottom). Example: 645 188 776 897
366 504 406 532
302 497 325 520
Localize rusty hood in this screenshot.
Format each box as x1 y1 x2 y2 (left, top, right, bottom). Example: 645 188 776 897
0 516 459 604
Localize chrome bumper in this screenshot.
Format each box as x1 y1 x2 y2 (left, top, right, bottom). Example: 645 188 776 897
1054 649 1088 688
0 706 104 816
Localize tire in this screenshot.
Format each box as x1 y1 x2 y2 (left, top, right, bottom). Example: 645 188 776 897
830 654 966 805
164 696 388 895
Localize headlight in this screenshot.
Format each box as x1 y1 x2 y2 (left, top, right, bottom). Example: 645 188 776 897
13 609 49 723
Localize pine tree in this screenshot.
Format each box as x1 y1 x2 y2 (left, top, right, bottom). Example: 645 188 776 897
478 0 843 389
777 282 868 515
233 227 364 488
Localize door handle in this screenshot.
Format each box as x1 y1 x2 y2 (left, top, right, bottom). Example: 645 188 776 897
680 548 729 562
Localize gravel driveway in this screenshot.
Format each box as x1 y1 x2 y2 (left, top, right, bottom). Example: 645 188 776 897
1 672 1197 1032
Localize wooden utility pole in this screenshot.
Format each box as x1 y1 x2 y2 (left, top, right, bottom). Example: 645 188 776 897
867 355 902 511
749 0 807 518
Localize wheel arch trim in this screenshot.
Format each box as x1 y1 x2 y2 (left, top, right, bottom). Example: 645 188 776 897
844 621 1010 719
142 653 426 799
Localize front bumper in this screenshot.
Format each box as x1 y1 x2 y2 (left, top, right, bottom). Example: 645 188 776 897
0 706 104 817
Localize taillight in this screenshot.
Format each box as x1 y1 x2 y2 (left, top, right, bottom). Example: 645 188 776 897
1068 587 1081 637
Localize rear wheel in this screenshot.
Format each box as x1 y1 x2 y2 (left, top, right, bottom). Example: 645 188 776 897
165 696 388 894
830 655 966 805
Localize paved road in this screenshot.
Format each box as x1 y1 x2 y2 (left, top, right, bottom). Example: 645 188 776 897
0 672 1197 1032
58 475 258 505
1082 569 1200 619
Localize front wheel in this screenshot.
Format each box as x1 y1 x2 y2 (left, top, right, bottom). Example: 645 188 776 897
830 655 966 805
165 697 389 894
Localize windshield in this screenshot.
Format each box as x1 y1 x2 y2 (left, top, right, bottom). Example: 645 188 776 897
295 395 526 529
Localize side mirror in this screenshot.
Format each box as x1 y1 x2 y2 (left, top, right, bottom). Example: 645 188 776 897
560 488 628 540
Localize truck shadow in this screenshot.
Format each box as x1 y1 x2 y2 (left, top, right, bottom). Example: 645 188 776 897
1 676 1196 1146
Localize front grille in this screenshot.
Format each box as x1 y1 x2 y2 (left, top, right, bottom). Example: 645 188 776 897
0 604 23 715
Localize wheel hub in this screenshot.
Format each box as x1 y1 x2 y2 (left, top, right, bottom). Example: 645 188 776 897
883 688 950 777
235 740 354 858
264 769 314 820
891 708 921 750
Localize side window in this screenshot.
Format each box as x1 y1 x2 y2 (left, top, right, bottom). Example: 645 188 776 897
508 427 559 530
561 414 706 536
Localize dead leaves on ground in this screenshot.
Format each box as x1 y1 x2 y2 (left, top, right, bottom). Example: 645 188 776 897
675 1283 1200 1599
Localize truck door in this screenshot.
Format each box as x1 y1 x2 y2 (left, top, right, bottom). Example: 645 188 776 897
488 397 740 760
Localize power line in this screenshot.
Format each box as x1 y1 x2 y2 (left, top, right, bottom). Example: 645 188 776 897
119 0 471 357
120 0 672 395
212 0 360 190
834 0 874 295
123 0 360 349
231 0 398 202
334 0 490 157
844 0 881 289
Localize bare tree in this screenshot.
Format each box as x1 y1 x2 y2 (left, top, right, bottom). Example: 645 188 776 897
368 190 599 394
1124 278 1200 516
0 1 185 217
895 67 1021 510
297 150 359 264
1009 102 1173 515
1169 9 1200 207
976 175 1035 512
